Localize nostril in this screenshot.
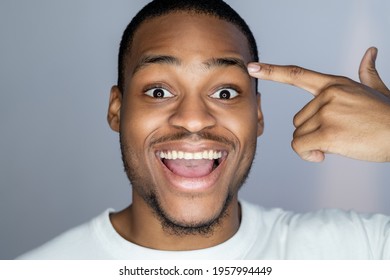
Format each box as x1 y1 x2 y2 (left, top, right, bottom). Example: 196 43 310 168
168 103 217 133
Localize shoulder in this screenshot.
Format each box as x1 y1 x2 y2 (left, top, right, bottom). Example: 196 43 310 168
240 200 390 259
17 209 113 260
242 200 390 234
286 209 390 259
280 208 390 259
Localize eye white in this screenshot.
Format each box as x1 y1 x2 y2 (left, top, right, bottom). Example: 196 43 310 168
145 87 174 98
210 88 239 99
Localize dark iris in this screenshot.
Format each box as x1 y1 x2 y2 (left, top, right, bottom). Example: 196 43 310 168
153 88 164 98
220 90 230 99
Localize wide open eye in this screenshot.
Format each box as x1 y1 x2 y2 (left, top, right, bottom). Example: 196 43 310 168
145 87 174 98
210 88 239 100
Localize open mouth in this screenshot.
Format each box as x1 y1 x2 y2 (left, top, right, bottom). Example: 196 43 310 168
158 150 226 178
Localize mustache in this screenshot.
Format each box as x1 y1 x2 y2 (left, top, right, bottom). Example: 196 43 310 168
149 131 235 149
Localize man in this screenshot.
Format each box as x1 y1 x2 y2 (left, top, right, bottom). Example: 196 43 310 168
19 0 390 259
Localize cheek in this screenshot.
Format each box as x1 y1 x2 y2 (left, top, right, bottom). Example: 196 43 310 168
121 101 167 144
124 113 160 135
216 105 259 143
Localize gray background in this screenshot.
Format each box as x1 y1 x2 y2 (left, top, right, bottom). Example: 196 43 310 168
1 0 389 259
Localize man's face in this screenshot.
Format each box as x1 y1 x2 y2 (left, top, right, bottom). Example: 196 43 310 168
109 12 263 233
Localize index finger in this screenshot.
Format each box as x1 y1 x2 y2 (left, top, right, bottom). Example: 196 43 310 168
247 63 336 96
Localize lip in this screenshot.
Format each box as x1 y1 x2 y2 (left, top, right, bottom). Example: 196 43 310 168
152 142 230 192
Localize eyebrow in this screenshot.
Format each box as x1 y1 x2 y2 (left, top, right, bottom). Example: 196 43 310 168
133 55 181 75
132 54 248 75
203 57 248 74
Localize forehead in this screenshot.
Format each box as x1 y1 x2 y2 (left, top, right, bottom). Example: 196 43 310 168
127 12 252 71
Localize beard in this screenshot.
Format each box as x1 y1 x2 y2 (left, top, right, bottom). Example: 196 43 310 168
120 130 256 237
144 191 233 236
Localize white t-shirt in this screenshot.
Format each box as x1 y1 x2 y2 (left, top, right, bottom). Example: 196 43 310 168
18 200 390 259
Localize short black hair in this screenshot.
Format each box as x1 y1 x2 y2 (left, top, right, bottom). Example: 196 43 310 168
117 0 258 93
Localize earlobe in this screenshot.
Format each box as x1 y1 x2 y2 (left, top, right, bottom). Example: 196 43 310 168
256 93 264 137
107 86 122 132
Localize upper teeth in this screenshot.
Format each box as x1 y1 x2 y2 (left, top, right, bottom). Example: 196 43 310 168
159 150 222 160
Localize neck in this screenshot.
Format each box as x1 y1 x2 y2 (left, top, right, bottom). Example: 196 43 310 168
110 194 241 251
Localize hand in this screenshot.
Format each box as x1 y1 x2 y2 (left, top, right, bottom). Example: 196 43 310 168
248 47 390 162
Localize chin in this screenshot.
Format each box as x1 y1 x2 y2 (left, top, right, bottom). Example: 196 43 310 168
146 190 233 236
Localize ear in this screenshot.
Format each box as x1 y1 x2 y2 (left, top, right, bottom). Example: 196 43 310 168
107 86 122 132
256 92 264 137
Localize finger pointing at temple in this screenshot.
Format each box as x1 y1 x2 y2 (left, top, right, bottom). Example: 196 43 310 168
247 62 338 96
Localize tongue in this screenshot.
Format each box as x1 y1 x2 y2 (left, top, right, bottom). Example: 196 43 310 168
164 159 214 178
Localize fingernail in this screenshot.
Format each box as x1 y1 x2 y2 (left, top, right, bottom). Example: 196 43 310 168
247 63 261 73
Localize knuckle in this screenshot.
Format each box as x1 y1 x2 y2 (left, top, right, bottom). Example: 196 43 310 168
265 65 275 76
291 135 305 153
317 106 332 120
292 114 300 127
335 75 353 84
321 76 352 92
291 138 299 152
288 65 305 79
360 66 378 78
322 83 349 99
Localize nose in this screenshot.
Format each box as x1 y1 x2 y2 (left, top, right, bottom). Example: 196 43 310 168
168 95 216 133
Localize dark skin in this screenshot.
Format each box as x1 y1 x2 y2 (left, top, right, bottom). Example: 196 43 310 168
107 12 390 251
248 47 390 162
107 12 263 250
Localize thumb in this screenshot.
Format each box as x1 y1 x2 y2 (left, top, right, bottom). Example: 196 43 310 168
359 47 390 95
